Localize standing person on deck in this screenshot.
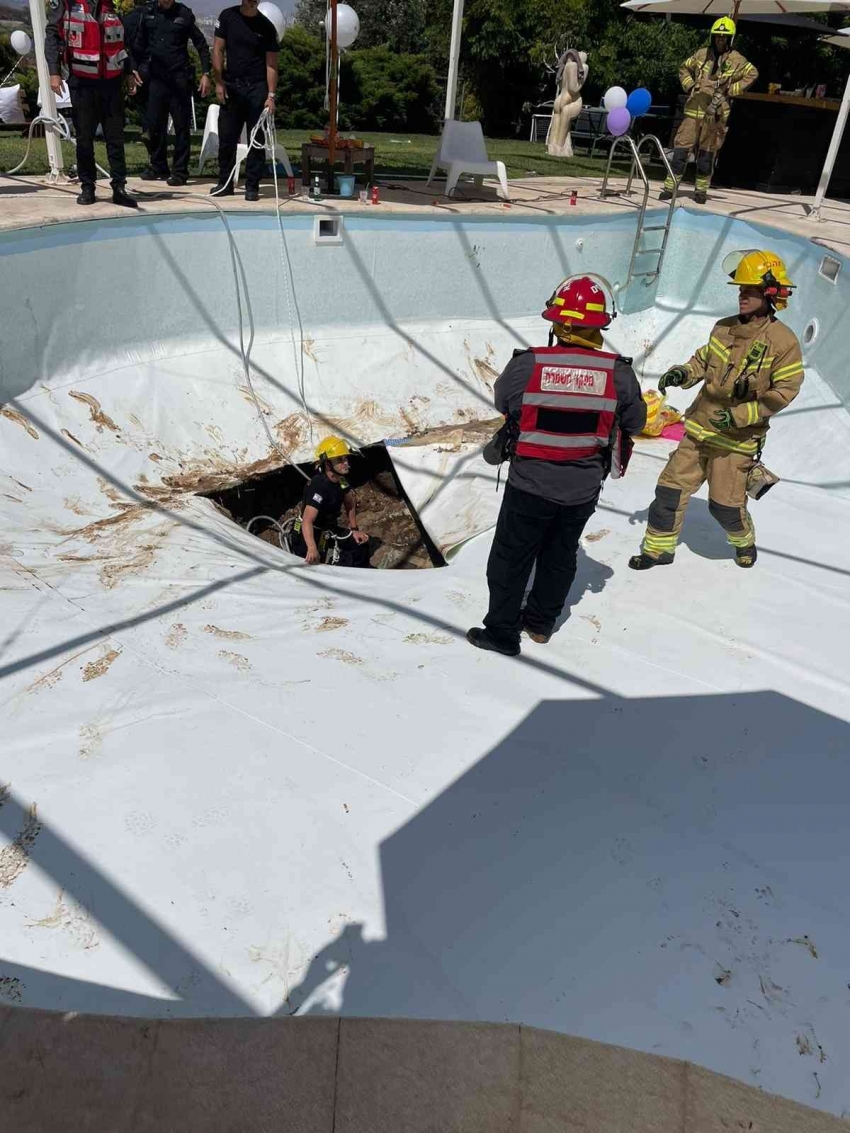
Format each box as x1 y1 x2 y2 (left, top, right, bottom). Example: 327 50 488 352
629 250 803 572
45 0 141 208
467 275 647 658
131 0 212 186
209 0 278 201
660 18 757 204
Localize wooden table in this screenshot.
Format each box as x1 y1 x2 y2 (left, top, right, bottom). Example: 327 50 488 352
300 143 376 190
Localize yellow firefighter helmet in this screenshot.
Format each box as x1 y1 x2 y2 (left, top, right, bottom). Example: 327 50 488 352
315 436 351 462
722 249 794 308
710 16 736 38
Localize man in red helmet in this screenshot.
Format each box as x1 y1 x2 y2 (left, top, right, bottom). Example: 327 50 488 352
468 276 646 657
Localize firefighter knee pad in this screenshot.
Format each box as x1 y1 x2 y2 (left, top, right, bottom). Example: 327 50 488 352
696 150 712 175
670 148 688 176
648 485 682 533
708 498 746 533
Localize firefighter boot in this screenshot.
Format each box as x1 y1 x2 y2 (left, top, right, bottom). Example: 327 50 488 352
628 552 674 570
658 189 673 202
735 545 758 568
466 628 520 657
694 190 708 204
76 184 96 206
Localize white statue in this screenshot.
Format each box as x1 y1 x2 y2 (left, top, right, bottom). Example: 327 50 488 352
547 49 588 158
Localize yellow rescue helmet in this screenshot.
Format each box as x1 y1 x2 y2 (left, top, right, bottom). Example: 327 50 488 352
722 249 794 308
315 435 351 462
710 16 736 38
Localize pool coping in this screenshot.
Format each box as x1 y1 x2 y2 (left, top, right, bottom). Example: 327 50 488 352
2 172 850 259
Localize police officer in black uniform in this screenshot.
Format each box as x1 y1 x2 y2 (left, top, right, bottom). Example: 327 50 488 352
132 0 211 185
210 0 278 200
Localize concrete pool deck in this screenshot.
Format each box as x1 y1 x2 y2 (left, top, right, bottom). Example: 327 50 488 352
2 169 850 254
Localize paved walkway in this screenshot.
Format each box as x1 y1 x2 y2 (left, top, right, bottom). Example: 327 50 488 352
2 169 850 253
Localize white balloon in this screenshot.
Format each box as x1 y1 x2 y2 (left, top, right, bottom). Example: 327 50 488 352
257 2 285 40
603 86 628 111
10 30 33 56
325 4 360 49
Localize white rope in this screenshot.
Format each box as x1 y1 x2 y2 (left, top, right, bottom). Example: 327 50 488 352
4 111 72 177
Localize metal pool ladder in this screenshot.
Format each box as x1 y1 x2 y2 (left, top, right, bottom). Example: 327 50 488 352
600 135 678 287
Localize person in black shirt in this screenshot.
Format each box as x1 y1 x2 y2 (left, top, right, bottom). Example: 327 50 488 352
131 0 211 185
289 437 372 567
210 0 278 200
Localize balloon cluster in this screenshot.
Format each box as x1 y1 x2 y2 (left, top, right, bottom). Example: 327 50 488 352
603 86 652 137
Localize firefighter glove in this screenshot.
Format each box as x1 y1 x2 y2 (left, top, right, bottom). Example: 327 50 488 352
659 366 688 393
710 407 735 431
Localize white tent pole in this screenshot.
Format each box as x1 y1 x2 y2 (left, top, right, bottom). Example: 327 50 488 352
811 69 850 221
29 0 64 177
444 0 465 121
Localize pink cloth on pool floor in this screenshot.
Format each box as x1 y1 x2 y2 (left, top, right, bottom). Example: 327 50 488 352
661 422 686 441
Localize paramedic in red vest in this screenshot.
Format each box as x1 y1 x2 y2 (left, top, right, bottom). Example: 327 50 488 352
46 0 140 208
467 276 647 657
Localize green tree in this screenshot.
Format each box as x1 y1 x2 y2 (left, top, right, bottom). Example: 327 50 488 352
295 0 428 54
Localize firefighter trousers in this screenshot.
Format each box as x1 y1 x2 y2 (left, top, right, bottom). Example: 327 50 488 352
641 434 755 559
664 146 713 194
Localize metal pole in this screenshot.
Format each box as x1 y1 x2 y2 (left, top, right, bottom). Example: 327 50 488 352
811 69 850 222
29 0 64 177
328 0 338 175
444 0 464 121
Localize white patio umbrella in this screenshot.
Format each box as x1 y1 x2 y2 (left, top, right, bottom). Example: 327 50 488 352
622 0 850 15
812 28 850 217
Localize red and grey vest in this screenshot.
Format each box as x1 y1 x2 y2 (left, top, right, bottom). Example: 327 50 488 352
64 0 127 80
516 345 631 474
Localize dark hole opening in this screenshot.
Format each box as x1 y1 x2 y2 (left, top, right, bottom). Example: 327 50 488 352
203 443 446 570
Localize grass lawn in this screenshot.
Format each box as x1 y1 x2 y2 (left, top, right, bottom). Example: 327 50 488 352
0 128 648 181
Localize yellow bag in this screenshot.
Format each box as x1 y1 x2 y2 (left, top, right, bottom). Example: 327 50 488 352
640 389 682 437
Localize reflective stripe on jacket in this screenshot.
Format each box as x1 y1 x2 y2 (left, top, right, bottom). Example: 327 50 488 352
516 346 620 463
64 0 127 80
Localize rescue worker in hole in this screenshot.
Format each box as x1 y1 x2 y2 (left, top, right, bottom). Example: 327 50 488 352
629 250 803 572
290 437 372 568
46 0 141 208
467 276 647 657
660 18 757 205
131 0 212 186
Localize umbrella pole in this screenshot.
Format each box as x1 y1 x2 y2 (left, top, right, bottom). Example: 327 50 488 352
811 68 850 221
328 0 338 180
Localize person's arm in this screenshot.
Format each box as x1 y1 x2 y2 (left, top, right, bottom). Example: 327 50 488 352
729 341 804 430
494 351 534 417
614 361 648 436
679 52 699 95
189 15 212 95
300 505 321 564
265 49 278 114
343 490 369 544
728 56 758 98
212 34 226 102
45 0 67 86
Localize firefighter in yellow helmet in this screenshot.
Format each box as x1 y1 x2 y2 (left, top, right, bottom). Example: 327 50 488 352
660 18 757 205
290 436 372 566
630 250 803 571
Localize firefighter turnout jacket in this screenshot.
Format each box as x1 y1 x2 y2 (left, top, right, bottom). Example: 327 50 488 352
678 314 804 454
674 46 757 152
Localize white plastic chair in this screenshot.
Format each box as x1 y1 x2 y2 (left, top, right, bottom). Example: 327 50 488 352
197 102 294 184
427 120 510 200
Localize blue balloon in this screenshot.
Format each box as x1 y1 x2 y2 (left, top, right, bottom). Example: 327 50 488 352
626 88 652 117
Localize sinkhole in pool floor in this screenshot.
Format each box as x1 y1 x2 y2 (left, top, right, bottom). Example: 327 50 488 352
205 443 446 569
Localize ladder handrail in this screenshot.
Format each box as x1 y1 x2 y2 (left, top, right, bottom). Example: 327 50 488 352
599 133 678 287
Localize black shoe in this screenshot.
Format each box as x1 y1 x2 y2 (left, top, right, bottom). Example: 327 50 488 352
245 186 260 201
140 168 169 181
694 191 707 204
112 186 138 209
466 627 520 657
167 174 187 187
735 545 758 568
210 182 234 197
658 188 673 202
628 552 674 571
76 184 96 206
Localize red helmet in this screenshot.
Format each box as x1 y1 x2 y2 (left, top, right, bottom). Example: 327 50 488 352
542 275 614 329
